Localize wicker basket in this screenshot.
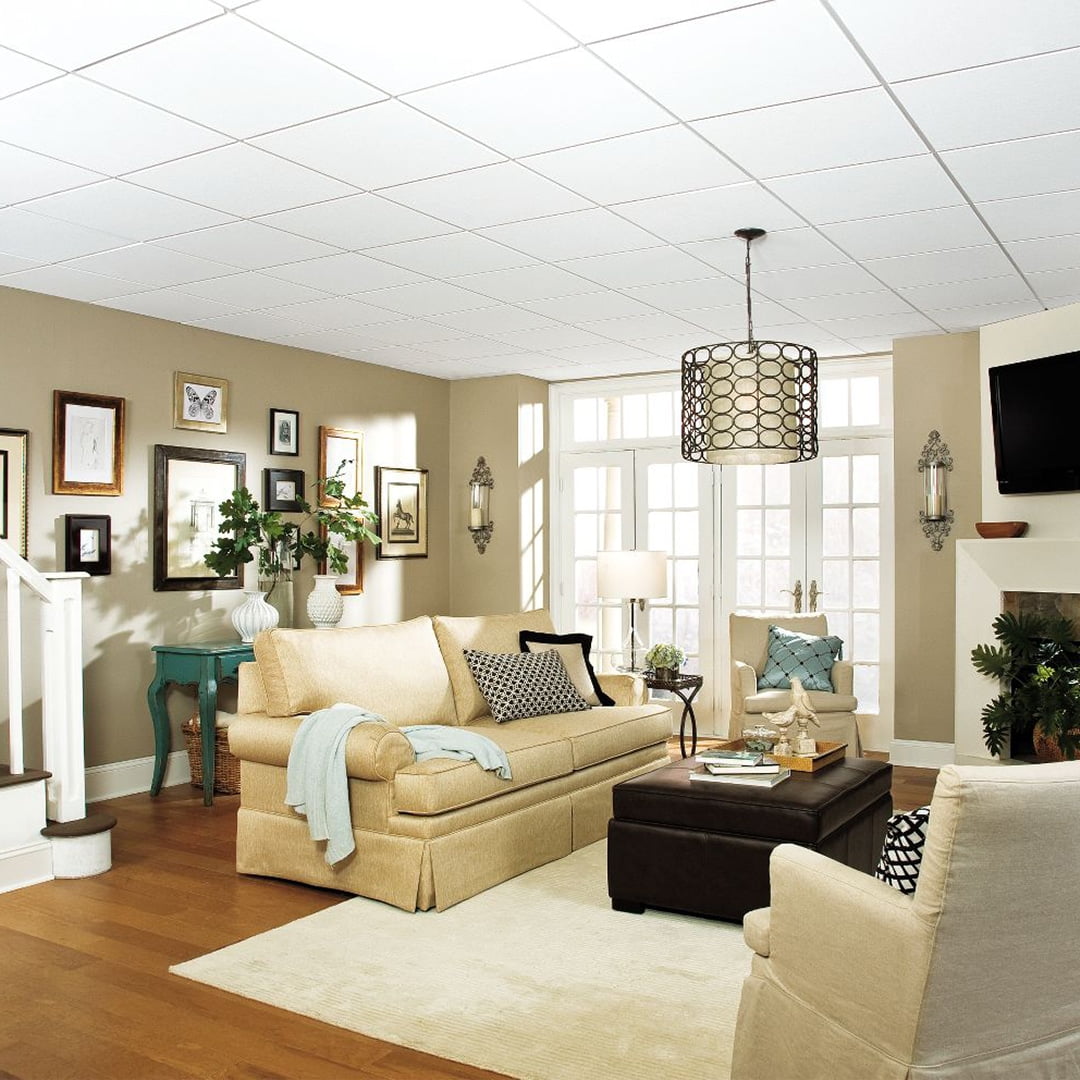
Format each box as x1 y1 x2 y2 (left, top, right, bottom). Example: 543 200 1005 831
183 716 241 794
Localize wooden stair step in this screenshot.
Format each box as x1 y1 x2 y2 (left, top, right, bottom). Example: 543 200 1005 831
0 765 51 789
41 812 117 839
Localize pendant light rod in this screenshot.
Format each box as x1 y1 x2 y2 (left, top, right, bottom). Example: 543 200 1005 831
734 227 765 346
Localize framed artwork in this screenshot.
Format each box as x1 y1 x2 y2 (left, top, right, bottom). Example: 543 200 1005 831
318 426 362 507
52 390 125 496
64 514 111 575
0 428 29 558
264 468 304 513
153 444 245 591
375 466 428 560
269 407 299 456
173 371 228 434
319 525 363 595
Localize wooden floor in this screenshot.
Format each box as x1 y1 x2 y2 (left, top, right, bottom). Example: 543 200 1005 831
0 754 937 1080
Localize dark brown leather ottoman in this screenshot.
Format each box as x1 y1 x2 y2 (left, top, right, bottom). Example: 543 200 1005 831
608 756 892 922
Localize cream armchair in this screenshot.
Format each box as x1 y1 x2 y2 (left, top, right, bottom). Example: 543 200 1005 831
729 612 860 755
731 762 1080 1079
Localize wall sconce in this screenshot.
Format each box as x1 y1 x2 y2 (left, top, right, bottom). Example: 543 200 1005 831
468 456 494 554
918 430 954 552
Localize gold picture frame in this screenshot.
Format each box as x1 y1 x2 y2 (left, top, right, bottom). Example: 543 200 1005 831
318 525 364 595
52 389 125 496
173 371 228 434
317 426 362 507
0 428 29 557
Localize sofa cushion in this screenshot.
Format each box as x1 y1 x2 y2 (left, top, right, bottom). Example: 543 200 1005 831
464 648 590 723
758 624 843 692
743 688 858 714
520 630 614 706
254 617 457 724
433 610 556 723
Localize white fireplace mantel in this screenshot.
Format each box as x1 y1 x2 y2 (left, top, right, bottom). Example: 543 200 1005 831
954 539 1080 761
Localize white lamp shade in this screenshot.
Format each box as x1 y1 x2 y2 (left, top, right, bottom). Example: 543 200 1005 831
596 550 667 600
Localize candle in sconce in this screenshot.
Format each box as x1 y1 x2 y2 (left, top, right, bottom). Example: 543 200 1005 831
924 463 947 521
469 507 484 528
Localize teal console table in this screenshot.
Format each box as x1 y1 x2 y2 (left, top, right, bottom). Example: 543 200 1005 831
147 641 254 806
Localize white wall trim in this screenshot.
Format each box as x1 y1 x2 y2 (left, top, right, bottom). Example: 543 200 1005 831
0 841 53 894
85 750 191 804
889 739 955 769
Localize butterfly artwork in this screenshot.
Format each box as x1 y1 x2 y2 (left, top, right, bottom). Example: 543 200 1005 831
185 386 218 420
174 372 227 432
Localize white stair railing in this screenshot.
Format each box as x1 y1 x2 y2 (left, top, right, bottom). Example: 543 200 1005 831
0 538 86 823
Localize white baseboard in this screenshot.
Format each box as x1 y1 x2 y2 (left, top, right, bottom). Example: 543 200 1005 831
0 841 53 894
85 750 191 803
889 739 955 769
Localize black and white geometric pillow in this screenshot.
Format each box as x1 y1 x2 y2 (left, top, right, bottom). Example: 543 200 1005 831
875 806 931 894
463 648 591 724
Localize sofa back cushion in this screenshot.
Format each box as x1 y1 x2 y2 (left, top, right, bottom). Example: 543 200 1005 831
433 609 557 724
254 616 456 725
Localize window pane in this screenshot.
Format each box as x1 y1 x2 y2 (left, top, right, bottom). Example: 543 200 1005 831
573 399 598 442
737 559 762 607
673 510 699 556
829 611 851 649
822 508 850 557
622 394 647 439
736 509 762 556
673 463 698 507
676 607 700 656
764 509 790 556
822 559 850 607
853 560 880 609
573 468 597 511
852 507 880 556
764 559 791 609
649 605 674 646
763 463 790 505
822 456 849 505
735 464 761 506
850 376 880 426
675 559 698 604
575 514 597 556
576 603 598 640
575 560 597 604
853 612 880 662
648 511 673 555
852 455 879 503
819 378 848 428
854 665 880 713
648 392 674 437
649 463 672 508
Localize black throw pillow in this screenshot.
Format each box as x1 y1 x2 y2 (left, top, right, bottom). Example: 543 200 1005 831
519 630 615 707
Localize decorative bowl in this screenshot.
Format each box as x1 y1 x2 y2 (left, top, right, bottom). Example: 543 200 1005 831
975 521 1028 539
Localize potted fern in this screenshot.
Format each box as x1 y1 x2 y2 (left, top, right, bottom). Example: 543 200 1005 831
971 611 1080 760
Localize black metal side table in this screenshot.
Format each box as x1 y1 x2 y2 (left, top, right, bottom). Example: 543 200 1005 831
643 671 704 758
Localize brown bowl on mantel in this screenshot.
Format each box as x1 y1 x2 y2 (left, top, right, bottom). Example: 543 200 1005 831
975 521 1028 539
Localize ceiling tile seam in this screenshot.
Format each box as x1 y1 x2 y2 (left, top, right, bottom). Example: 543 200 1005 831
0 68 66 104
819 0 1043 311
887 40 1080 87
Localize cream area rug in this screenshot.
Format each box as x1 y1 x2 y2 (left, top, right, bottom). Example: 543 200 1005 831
171 841 752 1080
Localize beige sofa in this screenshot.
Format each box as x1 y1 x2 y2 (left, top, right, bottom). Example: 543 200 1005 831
228 609 672 911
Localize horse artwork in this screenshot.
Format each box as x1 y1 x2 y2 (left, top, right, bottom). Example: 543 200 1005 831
376 467 428 560
392 499 414 535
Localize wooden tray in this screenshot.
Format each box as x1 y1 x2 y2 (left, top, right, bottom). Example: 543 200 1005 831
721 739 847 772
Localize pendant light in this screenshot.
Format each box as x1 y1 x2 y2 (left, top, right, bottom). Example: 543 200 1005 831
681 227 818 465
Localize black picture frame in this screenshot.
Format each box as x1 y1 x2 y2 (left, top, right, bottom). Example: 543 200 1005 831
375 466 428 559
264 468 304 512
65 514 111 575
269 407 300 456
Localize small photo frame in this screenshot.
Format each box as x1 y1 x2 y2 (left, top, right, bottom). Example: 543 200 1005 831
65 514 111 575
318 426 362 507
0 428 29 557
375 466 428 560
174 371 228 434
52 390 125 496
269 407 299 456
264 468 304 513
319 526 363 595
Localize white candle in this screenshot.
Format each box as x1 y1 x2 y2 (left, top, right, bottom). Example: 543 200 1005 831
470 508 484 528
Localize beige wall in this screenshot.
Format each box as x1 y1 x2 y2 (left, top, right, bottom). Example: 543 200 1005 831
1 285 452 768
892 332 982 744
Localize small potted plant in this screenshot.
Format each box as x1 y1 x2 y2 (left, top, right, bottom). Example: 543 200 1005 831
644 642 686 681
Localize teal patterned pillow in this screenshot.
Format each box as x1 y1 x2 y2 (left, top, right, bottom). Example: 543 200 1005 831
758 625 843 693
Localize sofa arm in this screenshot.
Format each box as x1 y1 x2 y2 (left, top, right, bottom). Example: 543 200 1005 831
731 660 757 723
831 659 854 696
597 672 647 706
237 662 267 714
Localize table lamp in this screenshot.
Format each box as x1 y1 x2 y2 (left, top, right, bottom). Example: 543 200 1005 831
597 550 668 672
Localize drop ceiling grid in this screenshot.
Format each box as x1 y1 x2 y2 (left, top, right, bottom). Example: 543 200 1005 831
0 1 1076 376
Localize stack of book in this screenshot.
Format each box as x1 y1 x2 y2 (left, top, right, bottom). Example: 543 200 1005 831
689 748 791 788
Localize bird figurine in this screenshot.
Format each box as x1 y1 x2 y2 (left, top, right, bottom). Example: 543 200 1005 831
789 677 820 755
762 702 797 756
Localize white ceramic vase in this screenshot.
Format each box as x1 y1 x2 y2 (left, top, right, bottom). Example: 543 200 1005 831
307 574 344 630
231 589 279 643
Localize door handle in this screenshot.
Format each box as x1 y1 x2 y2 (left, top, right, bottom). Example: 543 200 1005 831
780 579 803 613
808 579 821 613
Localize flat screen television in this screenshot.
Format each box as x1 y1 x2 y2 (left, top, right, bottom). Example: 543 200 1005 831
989 350 1080 494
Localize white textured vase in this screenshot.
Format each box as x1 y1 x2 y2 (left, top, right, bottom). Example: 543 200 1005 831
231 589 279 643
307 574 344 630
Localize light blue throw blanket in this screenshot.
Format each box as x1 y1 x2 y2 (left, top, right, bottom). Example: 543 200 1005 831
285 703 512 866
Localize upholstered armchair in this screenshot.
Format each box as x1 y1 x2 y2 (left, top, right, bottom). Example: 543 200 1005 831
731 762 1080 1079
729 612 860 755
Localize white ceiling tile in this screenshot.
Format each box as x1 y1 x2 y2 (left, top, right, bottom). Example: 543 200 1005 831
179 272 327 309
432 306 556 333
419 337 530 360
683 229 849 275
783 291 915 321
767 157 962 225
613 331 704 357
519 292 655 323
366 233 533 277
944 130 1080 203
0 144 103 206
1005 235 1080 274
1028 268 1080 301
64 243 239 286
0 252 37 274
864 245 1016 289
243 0 575 95
1 1 223 70
898 275 1035 311
546 342 655 364
895 50 1080 152
97 288 240 322
528 0 755 43
620 276 743 311
694 89 926 179
0 46 62 96
559 246 712 288
451 264 598 302
358 320 465 345
581 311 705 342
557 355 669 377
593 0 874 120
189 310 311 338
479 210 657 262
155 220 338 269
842 335 907 353
751 263 885 300
977 189 1080 244
252 100 501 190
262 252 422 292
21 180 234 241
820 206 996 260
524 126 745 204
814 312 942 339
0 77 228 174
381 163 590 230
274 297 409 329
0 208 126 261
0 264 146 302
259 194 455 249
931 299 1044 331
489 325 614 350
827 0 1080 82
354 281 489 316
650 297 794 327
404 51 670 158
128 143 356 217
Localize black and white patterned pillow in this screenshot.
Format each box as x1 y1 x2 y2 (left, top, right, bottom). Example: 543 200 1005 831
463 648 591 724
875 806 931 894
